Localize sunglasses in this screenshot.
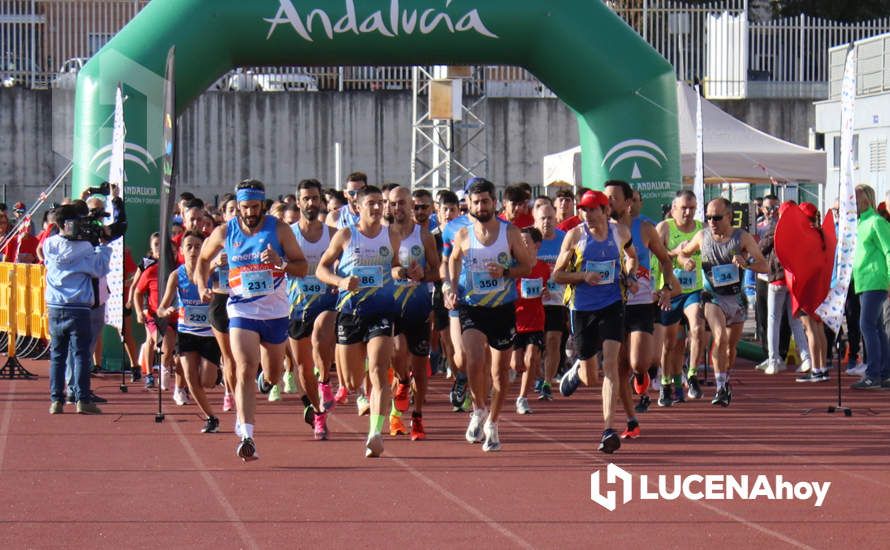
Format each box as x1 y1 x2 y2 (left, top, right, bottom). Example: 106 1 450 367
413 204 431 211
346 190 359 197
705 215 724 221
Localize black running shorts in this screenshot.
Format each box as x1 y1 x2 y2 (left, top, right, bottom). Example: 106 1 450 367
514 331 544 351
336 312 395 345
395 316 432 357
571 300 625 360
176 332 222 366
624 303 655 335
288 309 333 341
544 305 568 334
458 302 516 351
208 292 229 333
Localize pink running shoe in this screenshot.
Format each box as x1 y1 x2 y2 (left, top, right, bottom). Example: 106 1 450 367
313 412 328 440
319 381 335 411
334 385 348 405
223 393 234 412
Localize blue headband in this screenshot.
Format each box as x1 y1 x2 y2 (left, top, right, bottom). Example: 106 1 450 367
236 188 265 203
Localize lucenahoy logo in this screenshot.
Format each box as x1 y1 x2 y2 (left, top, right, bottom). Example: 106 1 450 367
602 139 669 180
591 463 831 512
89 141 158 174
264 0 499 42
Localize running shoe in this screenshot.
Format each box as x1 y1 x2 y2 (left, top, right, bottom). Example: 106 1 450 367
173 389 189 406
534 378 544 393
538 383 553 401
334 385 349 405
389 414 408 436
846 363 867 377
365 433 384 458
796 371 827 383
851 377 881 390
755 359 769 371
237 437 258 461
144 374 155 389
223 393 234 412
256 371 273 394
657 385 673 407
319 381 335 411
559 361 582 397
632 371 650 395
130 369 141 383
515 396 532 415
283 371 298 394
465 409 485 443
313 412 328 440
673 385 685 404
410 413 426 441
394 381 411 413
303 404 316 427
460 391 472 412
201 416 220 434
620 420 640 439
634 394 651 414
268 383 282 402
49 401 63 415
711 384 732 407
598 429 620 454
763 359 787 375
796 358 812 373
356 395 370 416
450 374 468 411
687 375 703 400
482 421 501 452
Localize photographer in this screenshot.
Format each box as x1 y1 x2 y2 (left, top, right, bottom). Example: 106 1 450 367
44 203 113 415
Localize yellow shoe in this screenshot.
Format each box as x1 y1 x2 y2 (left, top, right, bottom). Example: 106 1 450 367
389 414 408 436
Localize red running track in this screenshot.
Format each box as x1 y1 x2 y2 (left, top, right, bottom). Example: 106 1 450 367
1 359 889 549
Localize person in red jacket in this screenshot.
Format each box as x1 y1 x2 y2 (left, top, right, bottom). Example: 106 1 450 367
512 227 551 415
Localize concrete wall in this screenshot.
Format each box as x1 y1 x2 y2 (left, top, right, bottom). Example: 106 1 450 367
0 88 816 205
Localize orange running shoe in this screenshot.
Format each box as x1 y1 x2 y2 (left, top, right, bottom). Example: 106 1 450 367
620 421 640 439
394 381 410 413
334 386 348 405
410 414 426 441
632 371 650 395
389 414 408 436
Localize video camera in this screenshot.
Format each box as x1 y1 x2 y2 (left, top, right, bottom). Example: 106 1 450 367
56 187 127 246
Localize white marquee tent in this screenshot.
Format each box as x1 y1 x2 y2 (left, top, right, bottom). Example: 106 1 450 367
543 82 826 186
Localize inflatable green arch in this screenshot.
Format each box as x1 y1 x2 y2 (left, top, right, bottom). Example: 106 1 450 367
73 0 681 246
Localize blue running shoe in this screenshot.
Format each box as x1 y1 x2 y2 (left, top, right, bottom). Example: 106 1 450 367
256 371 273 394
559 361 582 397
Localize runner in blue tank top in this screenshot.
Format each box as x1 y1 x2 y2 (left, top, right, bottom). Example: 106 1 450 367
387 187 440 441
287 179 339 441
325 172 366 229
157 231 222 435
552 189 639 455
196 179 308 462
443 178 534 453
317 185 402 458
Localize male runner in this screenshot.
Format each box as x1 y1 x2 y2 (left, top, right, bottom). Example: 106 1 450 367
676 198 768 406
430 191 460 381
443 178 534 452
554 190 638 454
287 179 338 440
196 180 308 461
316 185 400 458
532 202 567 401
388 187 440 440
326 172 367 229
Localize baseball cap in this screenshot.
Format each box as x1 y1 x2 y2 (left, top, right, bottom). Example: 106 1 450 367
578 190 608 210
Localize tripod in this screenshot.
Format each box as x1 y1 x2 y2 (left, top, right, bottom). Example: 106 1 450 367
802 330 878 416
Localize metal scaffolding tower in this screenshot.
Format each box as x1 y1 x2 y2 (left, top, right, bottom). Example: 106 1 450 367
410 65 488 192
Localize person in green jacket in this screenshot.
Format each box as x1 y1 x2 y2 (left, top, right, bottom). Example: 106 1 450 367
850 184 890 390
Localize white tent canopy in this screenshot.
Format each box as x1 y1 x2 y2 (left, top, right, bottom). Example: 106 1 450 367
543 82 826 186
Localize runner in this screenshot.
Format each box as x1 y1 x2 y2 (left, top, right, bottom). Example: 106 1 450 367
157 230 221 434
675 198 768 406
196 179 308 461
325 172 367 229
656 190 707 404
388 187 440 440
532 202 567 401
512 227 550 415
554 189 638 454
208 198 238 413
287 179 338 440
443 178 534 452
603 181 678 436
430 190 460 381
316 185 400 458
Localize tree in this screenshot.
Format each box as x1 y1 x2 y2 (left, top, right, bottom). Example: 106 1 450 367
776 0 890 22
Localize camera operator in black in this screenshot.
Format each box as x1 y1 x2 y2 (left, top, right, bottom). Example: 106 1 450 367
44 203 115 414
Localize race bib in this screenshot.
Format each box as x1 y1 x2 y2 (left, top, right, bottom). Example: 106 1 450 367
711 264 740 287
585 260 616 285
520 278 543 299
471 270 504 293
354 266 384 289
183 305 210 328
298 275 325 296
675 268 697 291
240 270 273 298
217 268 229 291
544 281 565 305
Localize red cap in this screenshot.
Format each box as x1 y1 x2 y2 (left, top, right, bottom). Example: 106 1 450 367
799 202 818 220
578 190 609 210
